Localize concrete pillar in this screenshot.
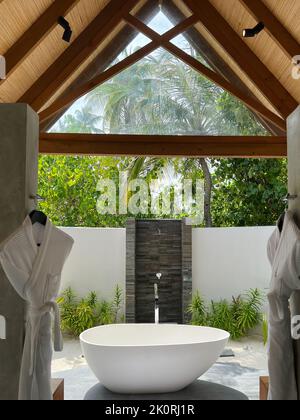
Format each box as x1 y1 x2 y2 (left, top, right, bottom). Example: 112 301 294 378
287 105 300 399
0 104 39 400
182 219 192 324
126 219 136 323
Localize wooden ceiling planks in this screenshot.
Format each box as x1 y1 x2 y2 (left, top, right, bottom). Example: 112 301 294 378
162 0 285 136
0 0 110 104
263 0 300 45
183 0 298 119
0 0 298 114
207 0 300 108
0 0 53 53
2 0 80 79
18 0 139 112
238 0 300 59
40 0 160 130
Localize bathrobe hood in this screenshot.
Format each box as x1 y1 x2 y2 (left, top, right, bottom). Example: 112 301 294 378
0 216 73 400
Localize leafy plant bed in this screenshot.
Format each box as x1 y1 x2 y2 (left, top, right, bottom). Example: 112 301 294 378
188 289 264 340
57 286 124 337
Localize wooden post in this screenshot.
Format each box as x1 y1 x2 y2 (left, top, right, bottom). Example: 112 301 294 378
260 376 269 401
0 104 39 400
51 379 64 401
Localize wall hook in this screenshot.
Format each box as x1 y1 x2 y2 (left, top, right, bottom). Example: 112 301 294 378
29 194 45 202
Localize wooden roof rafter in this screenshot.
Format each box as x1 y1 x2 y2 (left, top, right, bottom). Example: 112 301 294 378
18 0 140 112
1 0 81 81
125 13 286 131
182 0 298 119
41 0 287 136
40 0 161 132
38 9 286 132
38 14 200 123
0 0 298 158
238 0 300 59
161 0 285 136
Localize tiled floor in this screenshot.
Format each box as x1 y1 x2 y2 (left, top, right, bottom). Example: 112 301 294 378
52 336 268 400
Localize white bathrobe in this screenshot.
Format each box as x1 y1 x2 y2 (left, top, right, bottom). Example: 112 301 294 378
267 211 300 400
0 216 74 400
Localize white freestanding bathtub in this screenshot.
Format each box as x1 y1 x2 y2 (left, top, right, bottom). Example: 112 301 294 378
80 324 229 394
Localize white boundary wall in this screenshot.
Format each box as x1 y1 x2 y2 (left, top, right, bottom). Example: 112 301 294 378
60 226 274 302
60 228 126 300
192 227 273 302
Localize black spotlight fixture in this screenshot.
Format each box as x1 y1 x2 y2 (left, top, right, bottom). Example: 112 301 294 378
58 16 73 43
243 22 265 38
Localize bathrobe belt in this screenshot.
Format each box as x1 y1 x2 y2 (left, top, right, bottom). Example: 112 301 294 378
268 293 289 322
28 301 62 376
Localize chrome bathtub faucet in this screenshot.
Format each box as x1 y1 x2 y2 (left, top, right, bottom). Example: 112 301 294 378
154 273 162 324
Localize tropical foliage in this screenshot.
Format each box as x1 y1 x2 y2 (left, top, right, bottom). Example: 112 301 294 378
212 159 287 227
188 289 264 340
57 286 124 337
38 155 129 227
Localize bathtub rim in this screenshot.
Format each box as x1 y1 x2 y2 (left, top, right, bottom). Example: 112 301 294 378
80 324 230 348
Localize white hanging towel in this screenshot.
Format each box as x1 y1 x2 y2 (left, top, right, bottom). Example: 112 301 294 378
267 211 300 400
0 216 74 400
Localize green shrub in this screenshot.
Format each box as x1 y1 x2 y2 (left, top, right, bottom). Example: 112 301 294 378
188 288 264 340
58 286 124 337
187 291 207 326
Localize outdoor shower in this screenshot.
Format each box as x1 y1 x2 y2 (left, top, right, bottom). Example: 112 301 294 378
126 219 192 324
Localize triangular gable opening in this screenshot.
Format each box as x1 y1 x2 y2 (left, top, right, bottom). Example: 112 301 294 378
50 10 267 137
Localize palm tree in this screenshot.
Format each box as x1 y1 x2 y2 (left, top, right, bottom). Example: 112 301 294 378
85 47 266 226
52 107 103 134
86 49 223 225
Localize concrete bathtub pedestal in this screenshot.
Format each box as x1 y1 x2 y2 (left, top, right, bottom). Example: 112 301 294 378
84 380 248 401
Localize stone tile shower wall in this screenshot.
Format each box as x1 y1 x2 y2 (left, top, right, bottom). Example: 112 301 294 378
126 219 192 324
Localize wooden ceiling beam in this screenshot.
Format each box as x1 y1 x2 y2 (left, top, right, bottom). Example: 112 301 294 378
1 0 80 81
239 0 300 59
123 14 286 132
39 133 287 158
161 0 286 136
40 0 160 131
39 15 198 123
183 0 298 119
18 0 139 112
